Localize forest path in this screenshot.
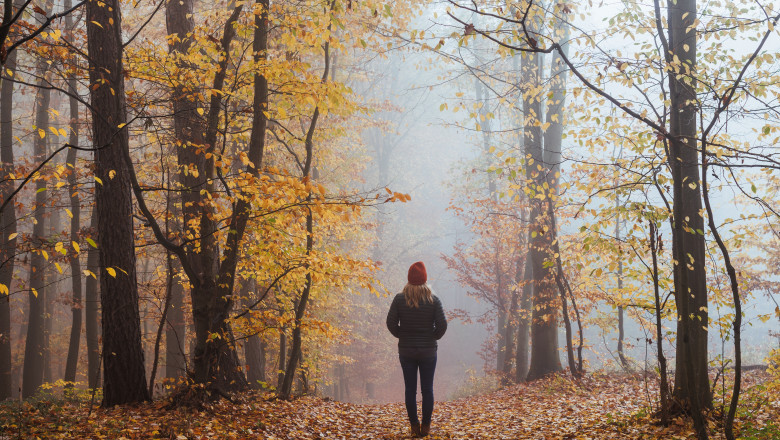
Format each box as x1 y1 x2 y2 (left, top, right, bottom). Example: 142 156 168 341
252 373 659 439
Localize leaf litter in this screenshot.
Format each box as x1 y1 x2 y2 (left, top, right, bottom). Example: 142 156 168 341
1 371 776 439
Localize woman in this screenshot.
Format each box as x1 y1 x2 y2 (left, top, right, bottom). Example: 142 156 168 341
386 261 447 438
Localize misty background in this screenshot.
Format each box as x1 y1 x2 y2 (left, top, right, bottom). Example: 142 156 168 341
323 3 780 404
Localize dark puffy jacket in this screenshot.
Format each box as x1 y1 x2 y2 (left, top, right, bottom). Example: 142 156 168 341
386 293 447 357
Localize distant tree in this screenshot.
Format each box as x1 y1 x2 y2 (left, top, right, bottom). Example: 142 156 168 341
22 4 53 394
0 0 21 400
63 0 83 387
0 0 82 72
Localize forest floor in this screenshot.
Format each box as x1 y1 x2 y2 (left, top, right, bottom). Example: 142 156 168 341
0 371 778 439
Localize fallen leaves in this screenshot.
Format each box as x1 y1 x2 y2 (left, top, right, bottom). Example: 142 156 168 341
1 371 776 439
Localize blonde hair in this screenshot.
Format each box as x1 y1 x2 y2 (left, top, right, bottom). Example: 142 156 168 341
403 283 433 308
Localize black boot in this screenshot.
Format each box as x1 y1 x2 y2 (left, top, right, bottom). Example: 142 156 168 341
420 423 430 437
410 422 421 438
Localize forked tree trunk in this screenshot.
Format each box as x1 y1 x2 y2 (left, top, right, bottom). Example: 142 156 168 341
162 0 251 393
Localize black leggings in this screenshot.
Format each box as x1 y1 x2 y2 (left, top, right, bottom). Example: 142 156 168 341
399 354 437 425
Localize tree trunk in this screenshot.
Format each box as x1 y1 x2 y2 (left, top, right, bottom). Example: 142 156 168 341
190 282 247 390
86 0 150 405
277 329 286 389
496 302 507 371
279 0 328 399
667 0 712 420
515 253 532 382
85 214 100 388
243 280 266 389
524 45 562 380
245 333 266 389
22 46 53 397
163 0 200 387
476 70 511 374
502 283 517 376
149 252 176 396
549 200 581 377
700 89 744 440
43 274 52 383
165 257 186 380
163 0 249 392
63 2 82 382
616 197 629 370
649 220 670 425
0 29 18 400
279 221 313 399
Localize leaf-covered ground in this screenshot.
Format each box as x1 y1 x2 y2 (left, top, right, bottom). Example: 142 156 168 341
1 372 777 439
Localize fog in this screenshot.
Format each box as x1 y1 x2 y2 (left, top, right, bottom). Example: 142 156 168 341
324 1 780 404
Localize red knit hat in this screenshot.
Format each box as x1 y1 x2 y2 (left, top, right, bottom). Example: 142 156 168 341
407 261 427 285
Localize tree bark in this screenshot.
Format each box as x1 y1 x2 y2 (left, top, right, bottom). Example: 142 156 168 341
525 45 561 380
700 100 742 440
85 214 100 388
0 24 18 400
650 219 670 425
616 196 629 370
63 0 82 384
86 0 150 405
243 280 266 389
22 43 53 397
245 333 266 389
149 251 176 396
163 0 201 387
666 0 712 422
277 328 286 389
164 151 186 381
165 257 186 380
502 283 517 376
162 0 250 392
279 214 313 399
515 252 532 382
